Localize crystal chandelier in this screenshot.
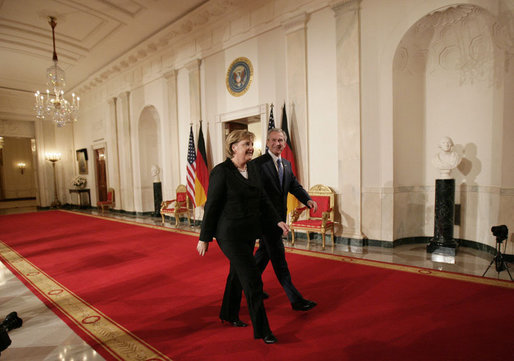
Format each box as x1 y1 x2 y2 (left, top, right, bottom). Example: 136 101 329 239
34 17 79 127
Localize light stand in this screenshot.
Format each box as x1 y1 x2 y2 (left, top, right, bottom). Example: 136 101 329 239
46 153 61 208
482 225 512 281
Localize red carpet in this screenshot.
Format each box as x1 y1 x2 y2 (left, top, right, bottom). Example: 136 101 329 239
0 210 513 361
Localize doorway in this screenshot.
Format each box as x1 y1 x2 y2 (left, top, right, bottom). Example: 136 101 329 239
0 136 37 201
95 148 107 202
224 115 263 158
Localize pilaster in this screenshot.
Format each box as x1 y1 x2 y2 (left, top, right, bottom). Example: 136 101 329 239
331 0 363 239
282 13 309 186
163 70 181 198
116 91 135 211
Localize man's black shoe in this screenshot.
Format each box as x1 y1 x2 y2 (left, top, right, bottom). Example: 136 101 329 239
263 333 277 344
291 299 317 311
262 291 269 299
221 319 248 327
1 312 22 332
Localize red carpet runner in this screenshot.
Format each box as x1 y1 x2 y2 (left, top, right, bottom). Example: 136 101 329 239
0 211 513 361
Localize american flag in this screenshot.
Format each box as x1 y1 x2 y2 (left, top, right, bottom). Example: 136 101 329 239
268 103 275 130
266 104 275 151
186 125 196 206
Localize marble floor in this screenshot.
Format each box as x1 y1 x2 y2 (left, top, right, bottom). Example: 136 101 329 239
0 206 512 360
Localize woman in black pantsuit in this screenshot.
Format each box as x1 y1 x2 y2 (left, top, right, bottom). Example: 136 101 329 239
197 130 289 344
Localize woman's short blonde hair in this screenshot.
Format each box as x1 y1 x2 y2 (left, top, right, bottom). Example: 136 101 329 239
225 130 255 157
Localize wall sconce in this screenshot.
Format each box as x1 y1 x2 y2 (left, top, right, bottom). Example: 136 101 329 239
17 162 26 174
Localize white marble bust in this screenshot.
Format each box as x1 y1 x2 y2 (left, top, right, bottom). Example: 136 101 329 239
432 136 462 179
151 165 160 182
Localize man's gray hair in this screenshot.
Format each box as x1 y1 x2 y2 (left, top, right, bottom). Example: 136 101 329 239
267 128 287 142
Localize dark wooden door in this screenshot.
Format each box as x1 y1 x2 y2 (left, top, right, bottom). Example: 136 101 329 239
95 148 107 202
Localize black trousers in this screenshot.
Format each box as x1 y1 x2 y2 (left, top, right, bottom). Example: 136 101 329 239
217 238 271 339
255 230 303 303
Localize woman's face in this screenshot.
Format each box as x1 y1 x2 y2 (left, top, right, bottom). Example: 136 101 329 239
232 138 254 162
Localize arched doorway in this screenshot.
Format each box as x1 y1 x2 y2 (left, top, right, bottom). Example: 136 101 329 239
138 106 161 213
392 4 507 244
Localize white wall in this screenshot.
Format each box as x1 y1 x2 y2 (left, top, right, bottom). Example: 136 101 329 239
11 0 508 252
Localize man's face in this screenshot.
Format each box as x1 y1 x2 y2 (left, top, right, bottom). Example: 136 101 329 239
439 138 452 152
267 131 286 156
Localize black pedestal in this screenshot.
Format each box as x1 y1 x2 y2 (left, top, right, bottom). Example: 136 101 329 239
153 182 162 217
427 179 458 255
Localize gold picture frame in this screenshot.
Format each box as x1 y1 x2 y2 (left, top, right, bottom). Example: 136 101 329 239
76 148 88 175
226 57 253 97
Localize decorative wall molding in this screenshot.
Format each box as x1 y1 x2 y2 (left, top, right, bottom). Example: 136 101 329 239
0 119 35 138
282 12 308 34
75 0 330 97
395 4 514 85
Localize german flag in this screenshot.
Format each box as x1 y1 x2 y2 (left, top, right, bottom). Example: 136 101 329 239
280 104 300 214
194 122 209 207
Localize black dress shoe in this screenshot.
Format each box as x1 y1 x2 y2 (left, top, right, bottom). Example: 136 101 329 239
263 334 277 344
291 299 317 311
221 319 248 327
0 312 22 332
262 291 269 299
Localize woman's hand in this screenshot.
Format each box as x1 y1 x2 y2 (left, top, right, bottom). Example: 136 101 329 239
197 241 209 256
277 221 290 236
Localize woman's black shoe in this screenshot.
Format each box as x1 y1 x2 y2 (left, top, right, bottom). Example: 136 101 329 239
263 334 277 344
0 312 22 332
221 319 248 327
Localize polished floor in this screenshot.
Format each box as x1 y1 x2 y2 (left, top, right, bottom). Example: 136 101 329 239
0 205 512 360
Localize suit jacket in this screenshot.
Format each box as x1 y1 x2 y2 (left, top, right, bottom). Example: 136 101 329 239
199 158 279 242
251 152 311 222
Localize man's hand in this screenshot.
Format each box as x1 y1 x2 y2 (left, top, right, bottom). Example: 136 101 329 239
278 221 290 236
307 200 318 213
197 241 209 256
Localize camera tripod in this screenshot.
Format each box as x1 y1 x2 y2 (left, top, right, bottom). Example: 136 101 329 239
482 238 513 281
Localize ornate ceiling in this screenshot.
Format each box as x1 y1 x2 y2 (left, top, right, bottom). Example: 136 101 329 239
0 0 208 94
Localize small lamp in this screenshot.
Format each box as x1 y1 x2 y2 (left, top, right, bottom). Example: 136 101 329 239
17 162 26 174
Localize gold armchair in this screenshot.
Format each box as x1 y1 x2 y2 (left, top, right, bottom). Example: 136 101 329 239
160 184 193 226
290 184 335 249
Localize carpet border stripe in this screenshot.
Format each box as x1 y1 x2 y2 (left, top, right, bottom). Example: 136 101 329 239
0 241 172 361
284 248 514 289
60 210 514 290
63 211 514 289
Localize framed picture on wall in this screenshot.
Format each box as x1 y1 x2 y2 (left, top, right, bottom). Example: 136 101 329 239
76 148 88 175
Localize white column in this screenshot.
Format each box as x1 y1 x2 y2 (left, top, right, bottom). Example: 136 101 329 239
107 97 121 209
116 91 135 211
331 0 363 239
163 70 181 198
186 59 202 124
283 13 309 186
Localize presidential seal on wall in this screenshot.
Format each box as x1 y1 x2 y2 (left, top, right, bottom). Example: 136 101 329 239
226 57 253 97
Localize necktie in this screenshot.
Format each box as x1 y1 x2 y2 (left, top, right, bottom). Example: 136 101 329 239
277 158 284 187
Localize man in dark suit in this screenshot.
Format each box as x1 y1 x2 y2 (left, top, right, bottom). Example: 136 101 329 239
252 128 317 311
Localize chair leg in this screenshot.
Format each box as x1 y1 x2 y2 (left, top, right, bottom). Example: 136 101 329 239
291 230 296 246
331 229 335 247
322 232 326 250
306 232 310 248
174 215 180 226
161 214 165 226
